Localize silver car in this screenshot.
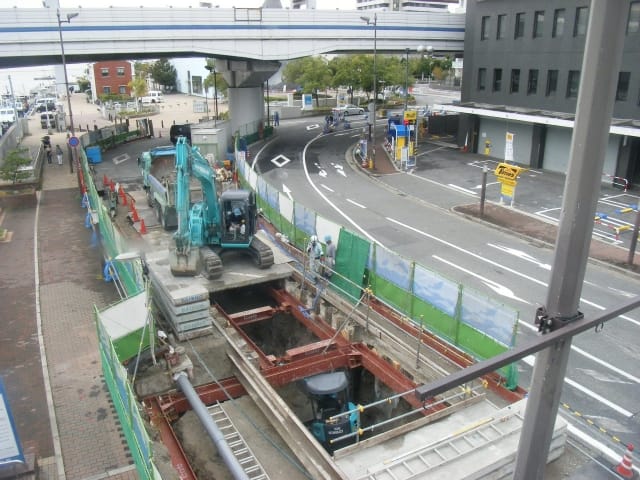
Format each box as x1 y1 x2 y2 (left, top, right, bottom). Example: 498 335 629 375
338 104 365 116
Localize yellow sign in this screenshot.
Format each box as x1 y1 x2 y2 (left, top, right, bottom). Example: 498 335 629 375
501 183 515 198
403 110 417 122
494 162 523 182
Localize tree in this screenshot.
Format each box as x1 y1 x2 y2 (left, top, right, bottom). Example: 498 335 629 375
76 76 90 93
150 59 177 92
282 57 332 107
128 76 148 111
203 58 228 98
0 147 32 184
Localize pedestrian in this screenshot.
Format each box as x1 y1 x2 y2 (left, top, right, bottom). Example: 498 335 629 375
307 235 323 283
55 145 63 166
323 235 336 279
274 111 280 126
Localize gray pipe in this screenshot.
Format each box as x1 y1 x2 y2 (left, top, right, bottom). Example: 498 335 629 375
174 372 250 480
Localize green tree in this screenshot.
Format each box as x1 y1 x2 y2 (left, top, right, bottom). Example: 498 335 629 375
204 59 228 97
128 76 148 111
0 147 32 184
150 59 177 91
76 76 90 93
282 57 332 107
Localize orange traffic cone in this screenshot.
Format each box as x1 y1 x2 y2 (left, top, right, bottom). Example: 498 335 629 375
130 206 140 222
139 218 147 235
103 174 108 185
119 188 128 206
615 444 635 479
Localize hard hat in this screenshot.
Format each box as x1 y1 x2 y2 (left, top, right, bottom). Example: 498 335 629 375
233 207 241 216
310 235 318 242
324 235 332 242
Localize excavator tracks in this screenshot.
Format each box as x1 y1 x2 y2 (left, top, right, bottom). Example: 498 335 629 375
200 247 224 279
249 236 275 269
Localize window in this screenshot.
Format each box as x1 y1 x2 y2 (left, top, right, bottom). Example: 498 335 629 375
546 69 558 96
566 70 580 98
118 85 127 94
515 13 525 38
481 16 490 40
553 9 565 37
116 67 125 76
533 11 544 38
627 2 640 34
574 7 588 37
101 68 109 77
616 72 631 101
102 86 111 94
528 69 539 95
478 68 487 91
510 69 520 93
493 68 503 92
497 14 507 39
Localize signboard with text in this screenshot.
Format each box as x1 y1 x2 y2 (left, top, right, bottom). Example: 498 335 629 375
0 378 25 466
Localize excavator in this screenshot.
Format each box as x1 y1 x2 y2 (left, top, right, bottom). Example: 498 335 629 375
169 136 274 279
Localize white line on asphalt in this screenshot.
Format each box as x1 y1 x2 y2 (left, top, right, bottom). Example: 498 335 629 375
321 184 334 192
433 255 531 304
447 184 478 196
347 199 366 209
521 356 633 417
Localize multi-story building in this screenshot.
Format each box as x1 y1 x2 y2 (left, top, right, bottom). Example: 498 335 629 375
354 0 459 12
451 0 640 186
88 60 133 102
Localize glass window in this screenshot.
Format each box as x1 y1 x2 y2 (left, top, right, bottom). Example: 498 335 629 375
493 68 502 92
118 85 127 94
616 72 631 101
566 70 580 98
510 69 520 93
497 14 507 39
515 13 525 38
528 69 539 95
627 2 640 34
102 86 111 94
101 68 109 77
553 9 565 37
116 67 125 76
481 16 490 40
478 68 487 91
574 7 588 37
533 11 545 38
546 69 558 96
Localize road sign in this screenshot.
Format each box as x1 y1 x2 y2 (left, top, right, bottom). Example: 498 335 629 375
403 110 417 123
68 136 80 147
494 162 523 182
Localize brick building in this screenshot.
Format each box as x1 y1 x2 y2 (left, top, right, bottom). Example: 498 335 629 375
89 60 133 101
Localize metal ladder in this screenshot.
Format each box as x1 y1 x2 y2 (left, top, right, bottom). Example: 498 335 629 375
207 401 270 480
357 412 525 480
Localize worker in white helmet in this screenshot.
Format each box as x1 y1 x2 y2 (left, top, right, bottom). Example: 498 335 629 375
307 235 323 282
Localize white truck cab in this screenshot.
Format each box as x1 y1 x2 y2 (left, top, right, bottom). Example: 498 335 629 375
141 90 164 104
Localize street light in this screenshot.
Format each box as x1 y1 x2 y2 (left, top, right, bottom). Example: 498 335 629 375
205 63 218 127
360 13 377 169
404 48 410 111
56 9 78 173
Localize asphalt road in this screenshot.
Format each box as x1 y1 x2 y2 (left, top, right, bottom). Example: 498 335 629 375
252 113 640 477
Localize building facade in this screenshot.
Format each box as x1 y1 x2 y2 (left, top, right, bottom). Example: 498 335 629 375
452 0 640 186
89 61 133 102
355 0 459 12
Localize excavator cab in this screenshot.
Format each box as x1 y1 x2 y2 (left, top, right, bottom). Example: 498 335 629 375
220 190 256 247
303 372 358 453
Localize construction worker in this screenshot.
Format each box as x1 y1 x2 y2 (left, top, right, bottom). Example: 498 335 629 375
323 235 336 278
307 235 323 282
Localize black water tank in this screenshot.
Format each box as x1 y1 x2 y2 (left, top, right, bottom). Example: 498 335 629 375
169 124 191 145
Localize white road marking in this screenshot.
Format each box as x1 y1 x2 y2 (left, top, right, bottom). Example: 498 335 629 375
321 184 334 192
473 181 500 189
447 184 478 196
433 255 531 305
112 153 129 165
282 184 293 200
488 243 551 270
318 170 327 178
522 356 633 417
306 124 320 131
347 199 366 209
271 154 291 168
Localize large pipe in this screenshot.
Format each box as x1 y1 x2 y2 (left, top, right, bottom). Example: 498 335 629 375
174 372 250 480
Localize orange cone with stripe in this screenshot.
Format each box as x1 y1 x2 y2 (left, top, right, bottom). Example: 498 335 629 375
130 206 140 222
139 218 147 235
615 444 635 479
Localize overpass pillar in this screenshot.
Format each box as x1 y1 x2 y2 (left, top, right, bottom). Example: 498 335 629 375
216 59 280 140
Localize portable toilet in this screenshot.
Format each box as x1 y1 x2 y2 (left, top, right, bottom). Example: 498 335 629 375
86 146 102 164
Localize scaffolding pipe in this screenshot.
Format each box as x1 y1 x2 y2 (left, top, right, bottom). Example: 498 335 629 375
174 372 250 480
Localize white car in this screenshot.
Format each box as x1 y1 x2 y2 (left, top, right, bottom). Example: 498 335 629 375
337 104 365 116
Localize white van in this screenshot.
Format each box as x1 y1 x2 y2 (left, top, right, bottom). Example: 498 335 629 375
0 107 16 124
141 90 164 104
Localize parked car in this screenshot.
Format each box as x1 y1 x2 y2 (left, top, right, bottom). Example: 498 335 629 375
40 112 57 129
336 104 365 116
140 90 164 104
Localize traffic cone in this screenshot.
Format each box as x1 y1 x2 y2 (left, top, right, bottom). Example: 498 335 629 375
119 187 127 206
130 206 140 222
139 218 147 235
615 444 635 479
103 174 108 185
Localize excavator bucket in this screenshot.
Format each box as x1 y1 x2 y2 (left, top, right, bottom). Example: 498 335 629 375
169 248 200 276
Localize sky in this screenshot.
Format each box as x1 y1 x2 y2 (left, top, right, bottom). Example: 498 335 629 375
1 0 356 95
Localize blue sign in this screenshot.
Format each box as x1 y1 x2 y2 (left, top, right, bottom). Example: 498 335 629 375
68 136 80 147
0 378 25 467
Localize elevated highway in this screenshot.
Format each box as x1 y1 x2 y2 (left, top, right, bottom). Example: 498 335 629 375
0 7 464 69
